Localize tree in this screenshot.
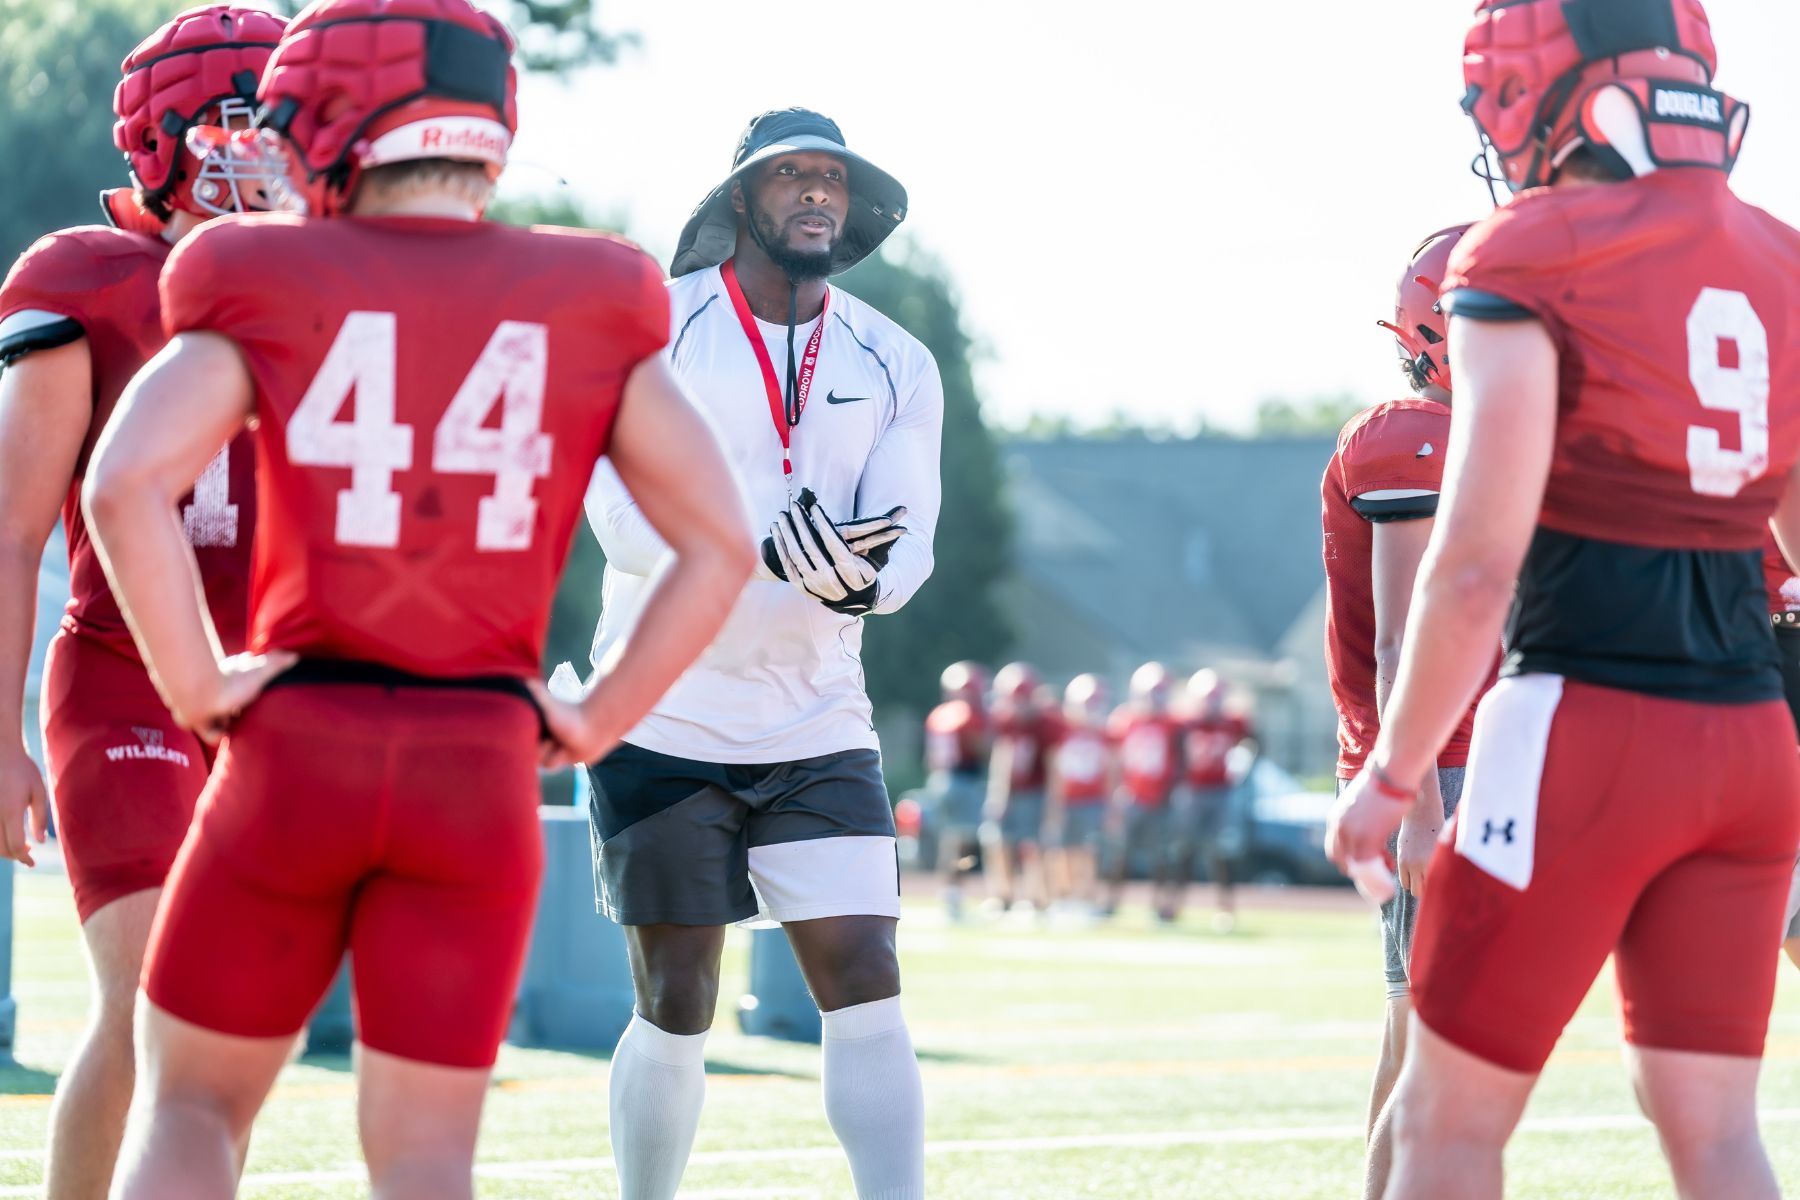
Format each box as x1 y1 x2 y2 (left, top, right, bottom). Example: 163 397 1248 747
836 246 1014 715
1251 391 1367 437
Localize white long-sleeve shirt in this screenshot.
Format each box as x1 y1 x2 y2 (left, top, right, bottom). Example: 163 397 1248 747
587 265 944 763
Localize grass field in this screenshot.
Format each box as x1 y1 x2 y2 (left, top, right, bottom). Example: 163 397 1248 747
1 870 1799 1198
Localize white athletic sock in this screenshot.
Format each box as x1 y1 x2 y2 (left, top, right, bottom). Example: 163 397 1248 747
609 1012 709 1200
821 995 926 1200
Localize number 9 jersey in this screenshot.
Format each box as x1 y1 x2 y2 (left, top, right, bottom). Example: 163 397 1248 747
1443 169 1800 701
160 212 669 680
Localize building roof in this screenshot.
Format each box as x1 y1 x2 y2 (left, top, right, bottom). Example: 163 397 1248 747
1001 434 1335 675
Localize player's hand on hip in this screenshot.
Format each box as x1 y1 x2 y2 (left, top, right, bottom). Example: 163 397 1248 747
0 745 50 867
181 650 298 746
1324 768 1409 877
1395 810 1443 899
527 678 618 770
763 489 905 616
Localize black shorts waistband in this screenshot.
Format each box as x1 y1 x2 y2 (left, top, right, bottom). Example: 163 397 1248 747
1775 612 1800 629
266 657 547 737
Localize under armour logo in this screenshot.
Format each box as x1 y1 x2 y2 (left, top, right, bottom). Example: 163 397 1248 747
132 726 165 750
1481 819 1515 845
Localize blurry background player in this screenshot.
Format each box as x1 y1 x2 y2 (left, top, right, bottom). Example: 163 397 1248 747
1320 224 1493 1200
0 8 280 1195
1102 662 1186 920
1175 669 1256 932
582 107 941 1200
923 660 990 919
1763 530 1800 971
1330 2 1800 1197
982 661 1055 913
1047 672 1112 914
80 2 753 1195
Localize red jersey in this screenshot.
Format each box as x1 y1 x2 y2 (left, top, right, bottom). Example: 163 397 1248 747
1052 722 1110 805
1108 706 1182 807
1445 170 1800 701
924 699 987 774
990 704 1054 794
1321 400 1480 777
1764 531 1800 616
161 214 667 679
0 226 254 654
1183 712 1250 789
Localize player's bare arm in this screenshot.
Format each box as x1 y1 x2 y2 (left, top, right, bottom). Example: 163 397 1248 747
1328 316 1558 869
1369 516 1446 897
82 333 293 740
535 355 755 768
0 339 90 866
1771 459 1800 574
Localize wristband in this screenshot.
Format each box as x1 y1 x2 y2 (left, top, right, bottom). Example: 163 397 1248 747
1367 761 1418 804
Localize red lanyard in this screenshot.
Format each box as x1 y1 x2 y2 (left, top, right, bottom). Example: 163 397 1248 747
720 258 829 477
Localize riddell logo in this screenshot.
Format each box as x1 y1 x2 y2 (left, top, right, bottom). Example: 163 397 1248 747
1654 88 1723 125
104 727 190 768
420 125 509 158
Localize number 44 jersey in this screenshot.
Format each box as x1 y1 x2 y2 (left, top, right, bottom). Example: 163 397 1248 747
161 213 668 680
1443 169 1800 701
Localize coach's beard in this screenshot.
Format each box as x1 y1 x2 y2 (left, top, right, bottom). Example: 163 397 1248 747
749 201 835 282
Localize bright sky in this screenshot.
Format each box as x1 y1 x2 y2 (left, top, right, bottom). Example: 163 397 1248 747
505 0 1800 433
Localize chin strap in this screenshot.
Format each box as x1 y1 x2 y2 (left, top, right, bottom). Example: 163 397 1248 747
1573 79 1750 180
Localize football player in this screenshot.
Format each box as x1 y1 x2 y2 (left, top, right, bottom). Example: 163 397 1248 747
1320 225 1493 1200
1328 2 1800 1196
0 8 282 1194
923 660 991 919
1176 670 1255 932
82 2 752 1195
1102 662 1185 919
982 661 1055 913
1047 673 1112 913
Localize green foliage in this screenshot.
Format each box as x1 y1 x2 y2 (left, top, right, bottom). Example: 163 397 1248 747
836 245 1014 714
0 0 186 265
1251 392 1366 437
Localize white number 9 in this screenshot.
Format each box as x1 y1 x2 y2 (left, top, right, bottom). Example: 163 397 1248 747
1686 287 1770 498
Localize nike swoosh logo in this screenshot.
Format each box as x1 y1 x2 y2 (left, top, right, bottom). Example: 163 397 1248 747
1416 443 1435 458
826 391 869 405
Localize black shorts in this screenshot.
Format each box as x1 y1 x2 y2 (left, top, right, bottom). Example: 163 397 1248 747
587 742 899 926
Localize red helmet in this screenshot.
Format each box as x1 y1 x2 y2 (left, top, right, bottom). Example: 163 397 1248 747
1377 225 1470 396
1063 673 1109 722
257 0 519 216
1462 0 1736 195
111 6 288 221
940 661 989 705
994 662 1041 704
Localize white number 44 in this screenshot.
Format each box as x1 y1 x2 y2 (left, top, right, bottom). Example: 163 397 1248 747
286 311 553 550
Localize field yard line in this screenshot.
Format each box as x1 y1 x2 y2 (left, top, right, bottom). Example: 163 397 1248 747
0 1106 1758 1194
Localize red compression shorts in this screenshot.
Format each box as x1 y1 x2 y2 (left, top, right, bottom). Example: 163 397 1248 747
1411 674 1800 1074
143 682 544 1069
40 631 211 922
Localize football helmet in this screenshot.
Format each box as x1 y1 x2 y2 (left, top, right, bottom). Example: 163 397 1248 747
1063 674 1109 723
1462 0 1739 196
1186 669 1227 719
1377 225 1470 395
940 661 990 705
1129 662 1172 711
256 0 519 216
111 5 287 221
994 662 1042 705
